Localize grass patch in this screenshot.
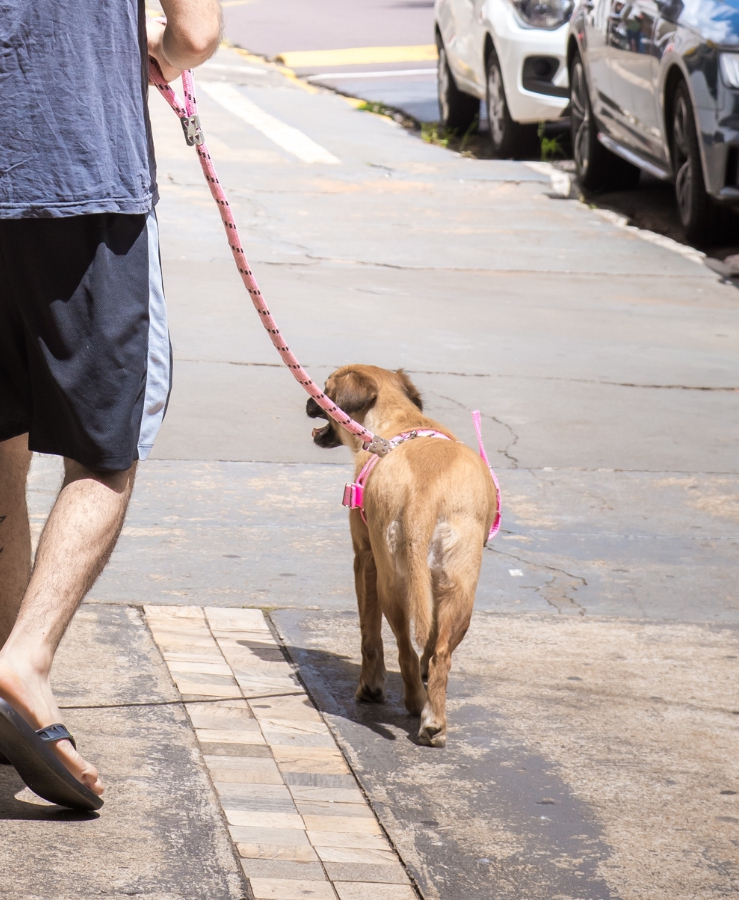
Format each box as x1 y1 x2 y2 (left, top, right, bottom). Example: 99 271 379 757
421 122 451 148
538 122 567 162
357 100 395 118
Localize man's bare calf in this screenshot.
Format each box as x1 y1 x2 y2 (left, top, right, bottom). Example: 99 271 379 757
0 435 136 795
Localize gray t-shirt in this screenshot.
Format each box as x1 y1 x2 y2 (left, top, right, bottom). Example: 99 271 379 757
0 0 157 218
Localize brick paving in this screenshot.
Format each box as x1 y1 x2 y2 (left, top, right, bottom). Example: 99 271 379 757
145 606 417 900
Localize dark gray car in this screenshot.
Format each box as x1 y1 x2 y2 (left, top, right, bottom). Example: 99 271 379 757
567 0 739 242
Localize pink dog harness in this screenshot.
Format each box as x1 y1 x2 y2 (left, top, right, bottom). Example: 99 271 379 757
342 411 501 540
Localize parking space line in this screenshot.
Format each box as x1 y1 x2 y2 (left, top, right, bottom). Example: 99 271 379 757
277 45 438 69
198 81 340 165
307 68 437 81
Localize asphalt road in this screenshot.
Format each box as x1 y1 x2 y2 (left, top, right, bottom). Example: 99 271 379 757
222 0 442 123
9 42 738 900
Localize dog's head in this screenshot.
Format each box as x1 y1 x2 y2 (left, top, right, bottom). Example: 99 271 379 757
306 365 423 449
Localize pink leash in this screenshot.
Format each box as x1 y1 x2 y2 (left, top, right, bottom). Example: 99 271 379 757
149 62 392 457
150 64 501 537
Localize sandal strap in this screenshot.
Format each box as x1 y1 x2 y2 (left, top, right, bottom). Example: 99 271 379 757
36 723 76 750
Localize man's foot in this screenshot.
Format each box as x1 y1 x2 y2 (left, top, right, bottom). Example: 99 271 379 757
0 659 104 796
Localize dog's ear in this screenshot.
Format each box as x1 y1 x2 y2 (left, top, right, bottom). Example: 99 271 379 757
329 370 378 415
395 369 423 411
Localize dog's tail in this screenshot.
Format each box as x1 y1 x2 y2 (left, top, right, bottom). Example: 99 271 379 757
405 514 435 650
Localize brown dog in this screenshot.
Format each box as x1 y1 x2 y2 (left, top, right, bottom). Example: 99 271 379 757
307 365 496 746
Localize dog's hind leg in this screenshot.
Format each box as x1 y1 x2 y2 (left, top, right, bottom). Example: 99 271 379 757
418 586 475 748
381 594 427 717
354 549 386 703
419 627 437 682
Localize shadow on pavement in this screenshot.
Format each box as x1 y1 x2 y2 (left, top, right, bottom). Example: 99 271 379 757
281 641 421 744
0 767 99 822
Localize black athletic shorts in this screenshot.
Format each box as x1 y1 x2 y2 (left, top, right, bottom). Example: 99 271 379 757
0 211 172 471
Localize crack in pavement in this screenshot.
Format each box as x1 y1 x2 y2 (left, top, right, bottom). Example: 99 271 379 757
434 391 520 466
301 254 714 277
417 370 739 391
172 359 739 393
488 546 587 616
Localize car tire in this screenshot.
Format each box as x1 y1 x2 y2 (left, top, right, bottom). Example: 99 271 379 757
671 81 718 244
486 51 538 159
570 52 640 191
437 40 479 133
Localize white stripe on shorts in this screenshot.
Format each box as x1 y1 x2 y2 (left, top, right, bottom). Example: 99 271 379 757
137 210 171 460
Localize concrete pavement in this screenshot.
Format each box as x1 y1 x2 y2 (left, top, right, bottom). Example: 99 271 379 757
1 44 738 900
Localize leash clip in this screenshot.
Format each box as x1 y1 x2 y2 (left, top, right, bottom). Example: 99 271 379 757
181 114 204 146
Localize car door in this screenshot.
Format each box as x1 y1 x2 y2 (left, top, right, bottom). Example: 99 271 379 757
617 0 666 162
582 0 618 127
604 0 644 143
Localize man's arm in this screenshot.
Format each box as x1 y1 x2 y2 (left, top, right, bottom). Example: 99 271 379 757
148 0 223 82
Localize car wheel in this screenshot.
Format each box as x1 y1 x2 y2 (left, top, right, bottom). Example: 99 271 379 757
486 51 538 159
671 81 718 244
437 40 479 132
570 52 640 191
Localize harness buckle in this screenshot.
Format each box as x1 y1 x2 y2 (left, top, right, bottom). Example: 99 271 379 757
181 114 205 146
342 482 364 509
362 436 393 457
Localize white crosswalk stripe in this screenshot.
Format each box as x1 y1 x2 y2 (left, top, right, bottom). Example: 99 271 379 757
198 81 341 165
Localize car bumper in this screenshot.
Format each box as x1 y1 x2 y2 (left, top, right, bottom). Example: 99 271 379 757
487 8 570 123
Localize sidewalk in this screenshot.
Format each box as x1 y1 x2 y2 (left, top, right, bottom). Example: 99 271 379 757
1 45 737 900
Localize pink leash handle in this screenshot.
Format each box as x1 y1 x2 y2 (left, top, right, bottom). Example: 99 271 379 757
149 61 392 458
472 411 502 539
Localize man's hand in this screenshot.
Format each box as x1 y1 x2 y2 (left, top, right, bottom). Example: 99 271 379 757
147 19 182 83
147 1 222 83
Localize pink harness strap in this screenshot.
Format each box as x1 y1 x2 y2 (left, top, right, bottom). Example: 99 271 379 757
342 413 502 540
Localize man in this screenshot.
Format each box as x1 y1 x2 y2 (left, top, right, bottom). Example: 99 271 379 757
0 0 221 806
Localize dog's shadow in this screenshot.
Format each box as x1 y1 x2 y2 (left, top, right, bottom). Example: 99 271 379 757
281 643 423 745
0 766 98 822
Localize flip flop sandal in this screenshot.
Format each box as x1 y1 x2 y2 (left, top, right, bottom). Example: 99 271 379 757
0 699 103 811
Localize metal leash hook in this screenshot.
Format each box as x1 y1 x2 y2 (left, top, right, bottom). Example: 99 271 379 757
180 114 204 146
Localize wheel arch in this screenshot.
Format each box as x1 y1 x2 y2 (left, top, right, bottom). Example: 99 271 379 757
662 62 711 187
663 63 686 156
482 31 515 110
567 34 581 72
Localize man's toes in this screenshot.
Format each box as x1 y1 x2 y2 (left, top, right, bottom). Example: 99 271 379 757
54 740 105 796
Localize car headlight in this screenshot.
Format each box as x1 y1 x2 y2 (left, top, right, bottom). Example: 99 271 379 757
720 53 739 89
508 0 574 29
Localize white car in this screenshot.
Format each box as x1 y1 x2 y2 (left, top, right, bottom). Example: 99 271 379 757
434 0 573 157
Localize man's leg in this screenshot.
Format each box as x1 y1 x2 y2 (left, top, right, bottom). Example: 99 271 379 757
0 458 136 795
0 435 33 646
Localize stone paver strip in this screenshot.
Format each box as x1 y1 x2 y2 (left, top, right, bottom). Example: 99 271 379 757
335 885 418 900
145 606 415 899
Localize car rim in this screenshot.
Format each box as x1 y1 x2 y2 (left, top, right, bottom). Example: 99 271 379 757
673 94 692 226
487 63 505 148
438 48 450 124
571 62 591 177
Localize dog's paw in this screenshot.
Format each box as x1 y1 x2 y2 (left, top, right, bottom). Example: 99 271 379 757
418 723 447 747
356 683 386 704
